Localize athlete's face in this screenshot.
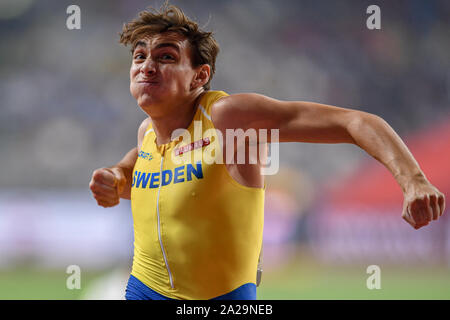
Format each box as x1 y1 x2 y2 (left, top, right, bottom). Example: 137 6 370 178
129 32 199 113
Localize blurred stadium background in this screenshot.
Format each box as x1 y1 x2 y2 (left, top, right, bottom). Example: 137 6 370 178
0 0 449 299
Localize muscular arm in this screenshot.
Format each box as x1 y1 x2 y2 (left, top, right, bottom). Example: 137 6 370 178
110 147 138 200
89 117 150 206
212 93 445 229
111 117 151 200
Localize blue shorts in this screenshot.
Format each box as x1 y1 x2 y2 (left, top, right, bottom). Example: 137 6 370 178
125 274 256 300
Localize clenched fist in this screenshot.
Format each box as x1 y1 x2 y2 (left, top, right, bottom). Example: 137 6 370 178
89 167 126 208
402 178 446 229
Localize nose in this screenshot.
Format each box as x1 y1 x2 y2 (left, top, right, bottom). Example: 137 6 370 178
141 57 156 76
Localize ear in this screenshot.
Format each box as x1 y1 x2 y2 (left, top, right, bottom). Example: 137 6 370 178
191 64 211 90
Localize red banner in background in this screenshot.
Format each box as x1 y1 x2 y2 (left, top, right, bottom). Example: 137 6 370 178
326 117 450 214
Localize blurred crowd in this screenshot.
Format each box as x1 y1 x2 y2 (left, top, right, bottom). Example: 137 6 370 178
1 0 449 189
0 0 449 271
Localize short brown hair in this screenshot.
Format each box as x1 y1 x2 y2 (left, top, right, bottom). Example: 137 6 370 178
119 4 219 90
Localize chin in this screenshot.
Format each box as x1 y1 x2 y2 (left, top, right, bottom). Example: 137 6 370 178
136 94 163 112
137 98 156 110
132 85 160 104
134 91 155 105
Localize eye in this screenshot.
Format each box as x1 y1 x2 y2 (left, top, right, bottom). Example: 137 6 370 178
160 53 175 61
134 53 146 61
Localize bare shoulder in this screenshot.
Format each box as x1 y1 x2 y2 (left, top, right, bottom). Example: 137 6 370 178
212 93 264 109
137 117 152 150
211 93 258 128
211 92 284 130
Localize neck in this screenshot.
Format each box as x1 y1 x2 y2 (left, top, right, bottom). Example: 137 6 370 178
150 90 205 146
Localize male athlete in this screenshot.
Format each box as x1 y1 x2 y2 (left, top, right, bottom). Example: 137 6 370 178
89 4 445 300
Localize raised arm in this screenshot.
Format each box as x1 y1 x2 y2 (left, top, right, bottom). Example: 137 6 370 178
89 117 150 207
212 93 445 229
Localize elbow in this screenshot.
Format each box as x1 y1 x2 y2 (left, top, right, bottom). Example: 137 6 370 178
346 111 386 145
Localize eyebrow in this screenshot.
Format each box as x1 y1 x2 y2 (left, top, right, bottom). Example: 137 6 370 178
133 41 181 54
134 41 146 49
154 42 180 52
132 41 146 53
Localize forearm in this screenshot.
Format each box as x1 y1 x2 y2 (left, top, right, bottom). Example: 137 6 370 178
347 112 426 193
110 147 138 200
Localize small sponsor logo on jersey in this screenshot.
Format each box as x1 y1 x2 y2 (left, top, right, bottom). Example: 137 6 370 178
138 150 153 161
174 137 210 156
